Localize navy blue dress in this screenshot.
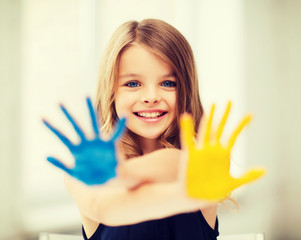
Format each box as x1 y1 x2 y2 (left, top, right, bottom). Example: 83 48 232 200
82 211 219 240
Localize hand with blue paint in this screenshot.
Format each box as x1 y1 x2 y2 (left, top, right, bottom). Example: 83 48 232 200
43 97 126 185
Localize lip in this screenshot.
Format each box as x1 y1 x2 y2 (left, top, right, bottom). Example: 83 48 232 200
133 109 168 123
135 109 166 114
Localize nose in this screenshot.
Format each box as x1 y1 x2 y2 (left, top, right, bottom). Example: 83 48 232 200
143 98 159 104
142 95 160 104
141 87 161 104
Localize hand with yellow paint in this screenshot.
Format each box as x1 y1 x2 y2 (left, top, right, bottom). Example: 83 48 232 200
180 102 265 201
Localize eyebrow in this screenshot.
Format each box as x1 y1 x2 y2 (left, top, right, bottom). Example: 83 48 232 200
119 72 176 79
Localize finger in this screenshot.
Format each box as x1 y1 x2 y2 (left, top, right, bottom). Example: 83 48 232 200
111 118 126 141
47 156 73 176
204 104 215 144
60 104 86 140
179 113 195 150
86 97 100 137
234 167 266 188
42 119 74 150
195 115 206 148
227 114 252 150
216 101 231 142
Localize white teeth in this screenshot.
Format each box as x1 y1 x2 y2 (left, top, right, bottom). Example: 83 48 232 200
137 112 163 118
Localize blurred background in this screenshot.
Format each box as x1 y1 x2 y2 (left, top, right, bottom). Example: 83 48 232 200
1 0 301 239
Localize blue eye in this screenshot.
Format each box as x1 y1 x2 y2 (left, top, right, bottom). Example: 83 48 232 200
162 81 177 87
125 81 140 88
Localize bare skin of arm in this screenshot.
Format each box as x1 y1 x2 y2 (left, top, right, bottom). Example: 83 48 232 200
65 148 217 237
118 148 217 229
116 148 181 187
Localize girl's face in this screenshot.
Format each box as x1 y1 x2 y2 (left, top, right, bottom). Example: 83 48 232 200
115 44 177 141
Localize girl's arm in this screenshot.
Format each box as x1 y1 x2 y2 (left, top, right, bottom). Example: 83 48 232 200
65 148 215 226
44 99 216 229
117 147 218 230
65 173 214 226
117 148 181 188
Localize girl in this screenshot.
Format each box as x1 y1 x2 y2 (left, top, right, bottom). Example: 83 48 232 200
44 19 263 240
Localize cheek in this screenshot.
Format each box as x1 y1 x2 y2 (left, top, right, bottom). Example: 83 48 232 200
115 91 135 117
168 92 177 113
114 91 124 117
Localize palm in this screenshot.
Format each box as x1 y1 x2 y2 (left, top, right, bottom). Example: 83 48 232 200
180 102 265 200
43 97 126 185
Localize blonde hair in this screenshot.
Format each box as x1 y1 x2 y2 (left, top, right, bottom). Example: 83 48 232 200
95 19 203 159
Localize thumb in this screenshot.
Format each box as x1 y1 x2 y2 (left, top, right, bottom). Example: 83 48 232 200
179 113 195 151
234 167 266 189
111 117 126 141
115 140 126 165
114 141 134 186
47 156 73 176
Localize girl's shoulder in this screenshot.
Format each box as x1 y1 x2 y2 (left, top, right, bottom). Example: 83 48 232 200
201 204 218 230
81 214 99 240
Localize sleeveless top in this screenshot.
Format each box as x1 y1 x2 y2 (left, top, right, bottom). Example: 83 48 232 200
82 211 219 240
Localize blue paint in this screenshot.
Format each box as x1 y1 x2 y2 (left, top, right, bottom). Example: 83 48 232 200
43 97 126 185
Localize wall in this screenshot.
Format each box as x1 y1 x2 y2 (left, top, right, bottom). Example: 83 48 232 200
219 1 301 240
1 1 301 240
0 0 22 239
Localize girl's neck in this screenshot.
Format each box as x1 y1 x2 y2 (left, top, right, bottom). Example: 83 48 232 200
137 136 161 155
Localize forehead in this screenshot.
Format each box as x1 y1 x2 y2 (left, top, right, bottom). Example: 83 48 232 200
118 44 174 77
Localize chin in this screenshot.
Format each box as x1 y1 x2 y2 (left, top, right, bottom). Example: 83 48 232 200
129 128 166 140
142 134 162 140
137 132 163 140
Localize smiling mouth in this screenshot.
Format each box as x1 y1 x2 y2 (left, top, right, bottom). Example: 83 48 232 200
134 112 167 119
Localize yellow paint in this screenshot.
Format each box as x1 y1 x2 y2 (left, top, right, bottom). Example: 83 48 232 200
180 102 265 201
